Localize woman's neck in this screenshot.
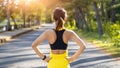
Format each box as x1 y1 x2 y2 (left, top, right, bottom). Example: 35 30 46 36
54 27 65 31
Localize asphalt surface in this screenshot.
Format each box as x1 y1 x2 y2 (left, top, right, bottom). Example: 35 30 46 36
0 24 120 68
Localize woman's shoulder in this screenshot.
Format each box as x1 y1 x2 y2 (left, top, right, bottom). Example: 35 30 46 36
44 29 54 34
45 29 53 32
65 29 74 33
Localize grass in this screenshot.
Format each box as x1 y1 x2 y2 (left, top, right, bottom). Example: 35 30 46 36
74 29 120 57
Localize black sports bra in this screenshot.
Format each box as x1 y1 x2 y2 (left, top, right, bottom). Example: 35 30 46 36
50 29 68 50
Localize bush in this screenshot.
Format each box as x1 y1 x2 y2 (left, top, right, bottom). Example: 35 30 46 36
109 24 120 47
65 19 77 30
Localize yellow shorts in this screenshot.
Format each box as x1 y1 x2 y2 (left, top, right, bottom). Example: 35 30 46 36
48 50 70 68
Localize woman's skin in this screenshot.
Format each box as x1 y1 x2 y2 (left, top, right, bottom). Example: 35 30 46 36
32 20 86 63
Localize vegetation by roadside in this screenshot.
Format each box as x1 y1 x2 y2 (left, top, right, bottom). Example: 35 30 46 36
65 21 120 58
75 29 120 57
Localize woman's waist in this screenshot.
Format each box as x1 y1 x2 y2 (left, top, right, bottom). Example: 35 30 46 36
51 49 67 54
50 50 68 58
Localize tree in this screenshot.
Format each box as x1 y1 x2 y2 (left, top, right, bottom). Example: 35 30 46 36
18 0 26 28
74 8 83 29
111 0 116 23
78 7 90 31
60 0 90 31
5 0 11 31
10 0 18 29
0 0 6 23
93 1 103 36
100 0 105 17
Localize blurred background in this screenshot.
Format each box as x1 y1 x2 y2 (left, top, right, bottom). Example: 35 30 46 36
0 0 120 58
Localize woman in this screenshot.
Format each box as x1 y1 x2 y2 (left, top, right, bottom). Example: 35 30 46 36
32 7 86 68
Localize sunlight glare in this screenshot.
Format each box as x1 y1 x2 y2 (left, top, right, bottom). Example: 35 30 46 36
14 0 19 5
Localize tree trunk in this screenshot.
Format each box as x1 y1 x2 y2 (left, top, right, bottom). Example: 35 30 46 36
111 0 116 23
36 9 41 26
22 5 26 28
74 12 81 29
27 16 31 27
6 0 11 31
36 16 40 25
78 7 90 31
93 1 103 36
105 2 109 23
74 8 83 29
101 0 105 17
86 6 93 32
11 16 17 29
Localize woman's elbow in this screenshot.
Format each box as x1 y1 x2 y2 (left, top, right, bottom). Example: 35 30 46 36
32 45 35 49
80 45 86 50
32 44 36 49
83 45 86 49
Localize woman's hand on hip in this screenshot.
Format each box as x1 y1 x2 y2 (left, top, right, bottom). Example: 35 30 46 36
44 57 52 63
66 57 74 63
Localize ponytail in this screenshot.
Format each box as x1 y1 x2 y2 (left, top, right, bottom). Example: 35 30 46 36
56 17 64 30
53 7 67 30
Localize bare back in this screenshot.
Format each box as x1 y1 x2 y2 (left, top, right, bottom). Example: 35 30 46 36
46 29 72 54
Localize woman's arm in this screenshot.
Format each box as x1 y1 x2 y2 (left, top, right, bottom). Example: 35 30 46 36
68 31 86 62
32 30 50 62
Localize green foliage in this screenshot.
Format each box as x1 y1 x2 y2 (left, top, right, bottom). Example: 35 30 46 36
109 24 120 47
75 26 120 57
89 19 98 32
65 19 77 30
0 16 5 23
0 6 6 22
45 15 52 23
103 22 120 47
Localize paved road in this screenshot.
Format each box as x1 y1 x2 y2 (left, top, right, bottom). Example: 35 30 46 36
0 24 120 68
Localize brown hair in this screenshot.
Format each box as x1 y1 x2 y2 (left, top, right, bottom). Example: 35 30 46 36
53 7 67 30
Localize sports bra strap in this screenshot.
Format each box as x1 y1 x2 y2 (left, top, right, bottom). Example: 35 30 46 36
50 29 68 50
